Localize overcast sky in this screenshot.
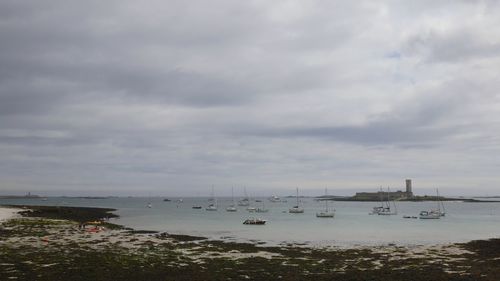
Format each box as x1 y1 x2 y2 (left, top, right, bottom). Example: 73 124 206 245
1 0 500 196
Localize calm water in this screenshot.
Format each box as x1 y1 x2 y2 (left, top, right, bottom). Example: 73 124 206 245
2 197 500 246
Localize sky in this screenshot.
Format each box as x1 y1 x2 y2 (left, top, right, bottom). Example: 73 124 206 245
1 0 500 197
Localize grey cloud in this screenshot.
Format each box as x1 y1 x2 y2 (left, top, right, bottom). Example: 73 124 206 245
0 135 84 147
240 109 457 148
402 29 500 63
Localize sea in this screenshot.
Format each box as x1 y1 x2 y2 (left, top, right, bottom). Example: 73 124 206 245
2 196 500 247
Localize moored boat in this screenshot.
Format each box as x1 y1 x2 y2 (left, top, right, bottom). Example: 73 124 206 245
238 187 250 206
206 204 217 211
206 186 218 211
316 188 335 218
289 188 304 213
269 195 281 202
430 188 446 217
243 218 267 225
370 187 397 216
419 210 440 219
226 187 237 212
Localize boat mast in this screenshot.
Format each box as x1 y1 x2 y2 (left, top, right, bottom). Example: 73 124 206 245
325 188 329 212
436 188 440 212
211 185 217 207
391 187 397 214
379 186 384 208
296 187 299 206
386 187 391 210
436 188 445 214
231 186 235 205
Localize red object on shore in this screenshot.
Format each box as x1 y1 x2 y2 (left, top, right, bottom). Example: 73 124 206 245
87 227 100 233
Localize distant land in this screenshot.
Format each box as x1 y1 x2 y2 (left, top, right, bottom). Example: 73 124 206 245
316 195 500 203
0 193 43 199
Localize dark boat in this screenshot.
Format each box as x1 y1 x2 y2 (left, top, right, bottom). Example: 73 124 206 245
192 205 202 209
163 199 171 202
243 218 266 225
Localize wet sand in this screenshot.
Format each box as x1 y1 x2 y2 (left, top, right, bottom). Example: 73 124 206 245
0 207 19 222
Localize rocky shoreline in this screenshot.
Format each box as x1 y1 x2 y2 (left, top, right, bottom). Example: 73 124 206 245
1 205 499 280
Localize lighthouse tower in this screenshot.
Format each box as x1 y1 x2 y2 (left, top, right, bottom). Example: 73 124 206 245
405 179 413 197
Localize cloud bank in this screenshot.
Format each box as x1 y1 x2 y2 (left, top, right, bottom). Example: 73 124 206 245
1 0 500 196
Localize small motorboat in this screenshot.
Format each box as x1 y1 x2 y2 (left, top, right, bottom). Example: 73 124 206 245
269 195 280 202
163 198 171 202
192 205 202 209
243 218 267 225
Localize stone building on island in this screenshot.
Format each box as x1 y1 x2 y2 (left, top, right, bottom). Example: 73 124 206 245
353 179 414 201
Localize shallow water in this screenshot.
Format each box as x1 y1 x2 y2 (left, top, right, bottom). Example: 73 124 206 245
2 196 500 246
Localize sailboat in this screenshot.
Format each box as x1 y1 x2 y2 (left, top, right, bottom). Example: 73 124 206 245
238 187 250 206
147 193 153 208
289 188 304 213
226 187 237 212
420 188 445 219
377 187 397 215
419 210 440 219
316 188 335 218
369 187 397 215
206 186 218 211
369 187 385 215
430 188 446 217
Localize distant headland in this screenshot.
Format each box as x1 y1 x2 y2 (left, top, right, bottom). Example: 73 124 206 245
0 192 44 199
317 179 500 203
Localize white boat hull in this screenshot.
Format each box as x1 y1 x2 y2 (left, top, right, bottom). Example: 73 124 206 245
206 205 218 211
419 211 440 219
289 208 304 213
316 212 334 218
420 215 440 219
